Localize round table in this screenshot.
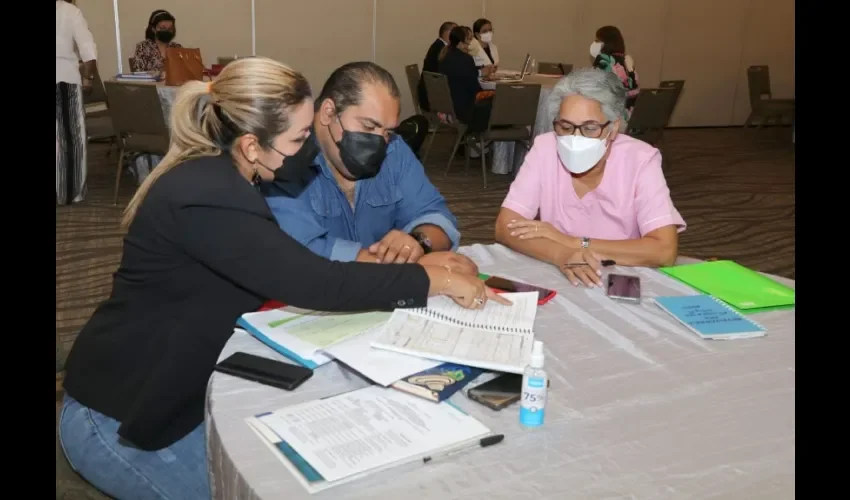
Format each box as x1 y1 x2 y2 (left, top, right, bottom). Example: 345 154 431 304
206 245 795 499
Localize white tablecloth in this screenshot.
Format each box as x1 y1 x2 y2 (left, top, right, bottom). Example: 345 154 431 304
205 244 795 499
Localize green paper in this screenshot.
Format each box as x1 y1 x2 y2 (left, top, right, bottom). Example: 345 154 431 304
659 260 795 314
478 273 490 280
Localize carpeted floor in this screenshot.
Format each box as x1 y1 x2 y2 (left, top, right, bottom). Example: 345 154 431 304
55 126 794 498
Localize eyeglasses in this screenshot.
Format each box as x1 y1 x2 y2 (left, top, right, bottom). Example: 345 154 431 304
552 119 611 139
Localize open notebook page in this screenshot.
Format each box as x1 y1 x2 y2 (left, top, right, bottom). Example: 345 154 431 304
408 292 538 332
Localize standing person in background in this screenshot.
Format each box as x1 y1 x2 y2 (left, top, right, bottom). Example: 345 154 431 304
472 18 500 70
56 0 97 205
132 10 182 73
418 21 456 112
590 25 639 121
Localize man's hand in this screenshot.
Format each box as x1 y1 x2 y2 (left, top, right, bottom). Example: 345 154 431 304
81 78 93 95
368 230 424 264
418 252 479 276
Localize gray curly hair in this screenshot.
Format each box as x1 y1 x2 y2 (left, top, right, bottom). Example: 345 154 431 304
546 67 627 127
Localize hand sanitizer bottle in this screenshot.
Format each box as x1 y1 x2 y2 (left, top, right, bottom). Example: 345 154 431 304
520 340 548 427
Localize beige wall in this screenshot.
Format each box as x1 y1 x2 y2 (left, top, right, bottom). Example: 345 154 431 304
78 0 794 127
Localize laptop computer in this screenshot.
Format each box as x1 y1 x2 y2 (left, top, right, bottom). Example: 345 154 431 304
491 54 531 83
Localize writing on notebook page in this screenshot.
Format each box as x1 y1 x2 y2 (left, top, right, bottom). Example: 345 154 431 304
410 292 538 332
380 312 531 367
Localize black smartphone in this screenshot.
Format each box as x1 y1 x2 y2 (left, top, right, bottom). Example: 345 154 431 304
214 352 313 391
484 276 557 305
468 374 523 411
606 273 641 303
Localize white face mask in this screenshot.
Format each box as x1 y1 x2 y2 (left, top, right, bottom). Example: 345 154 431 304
556 133 610 175
480 32 493 43
589 41 603 58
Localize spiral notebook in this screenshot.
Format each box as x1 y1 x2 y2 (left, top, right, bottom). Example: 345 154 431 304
654 295 767 340
371 292 538 374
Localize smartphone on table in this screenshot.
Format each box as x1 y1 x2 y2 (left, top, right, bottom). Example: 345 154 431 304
606 273 641 303
483 276 557 305
467 373 523 411
214 352 313 391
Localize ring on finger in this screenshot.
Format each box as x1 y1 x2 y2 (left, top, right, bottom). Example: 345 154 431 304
474 297 485 306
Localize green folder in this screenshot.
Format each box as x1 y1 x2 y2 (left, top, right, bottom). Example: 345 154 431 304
659 260 795 314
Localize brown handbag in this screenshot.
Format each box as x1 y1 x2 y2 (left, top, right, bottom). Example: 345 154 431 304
164 47 205 86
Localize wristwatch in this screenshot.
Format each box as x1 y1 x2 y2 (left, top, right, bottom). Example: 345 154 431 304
411 231 433 255
580 237 591 249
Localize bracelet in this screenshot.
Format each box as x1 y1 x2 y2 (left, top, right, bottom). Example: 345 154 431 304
441 265 452 294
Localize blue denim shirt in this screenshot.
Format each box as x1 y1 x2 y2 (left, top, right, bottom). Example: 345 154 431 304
264 136 460 262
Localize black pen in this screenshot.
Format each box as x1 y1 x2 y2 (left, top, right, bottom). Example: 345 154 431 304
422 434 505 464
562 259 616 269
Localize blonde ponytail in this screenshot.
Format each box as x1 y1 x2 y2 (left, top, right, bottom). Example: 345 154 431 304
122 81 219 227
121 57 311 228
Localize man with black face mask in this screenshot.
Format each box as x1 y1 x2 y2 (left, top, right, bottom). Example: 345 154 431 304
264 62 476 273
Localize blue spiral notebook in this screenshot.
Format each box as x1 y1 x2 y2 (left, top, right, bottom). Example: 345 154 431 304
654 295 767 340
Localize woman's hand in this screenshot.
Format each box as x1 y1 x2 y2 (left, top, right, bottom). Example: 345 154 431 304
418 252 479 276
481 65 496 78
557 248 602 287
425 266 511 309
506 219 574 246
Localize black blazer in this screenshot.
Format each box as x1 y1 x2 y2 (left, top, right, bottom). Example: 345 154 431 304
417 38 445 112
439 48 483 123
63 155 431 451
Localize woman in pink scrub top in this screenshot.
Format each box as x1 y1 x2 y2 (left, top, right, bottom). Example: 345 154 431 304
495 68 686 288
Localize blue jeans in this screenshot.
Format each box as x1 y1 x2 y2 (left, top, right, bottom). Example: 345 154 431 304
59 395 211 500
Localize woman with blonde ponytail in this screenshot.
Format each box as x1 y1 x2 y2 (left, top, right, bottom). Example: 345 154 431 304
59 57 507 499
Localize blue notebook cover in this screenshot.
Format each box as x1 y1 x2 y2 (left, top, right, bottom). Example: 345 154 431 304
390 363 483 402
654 295 767 340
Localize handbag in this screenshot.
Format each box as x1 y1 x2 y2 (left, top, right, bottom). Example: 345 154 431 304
164 47 205 86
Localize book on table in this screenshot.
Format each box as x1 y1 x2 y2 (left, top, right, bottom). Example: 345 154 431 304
246 385 493 494
371 292 539 374
659 260 795 313
654 294 767 340
390 363 484 403
236 307 441 384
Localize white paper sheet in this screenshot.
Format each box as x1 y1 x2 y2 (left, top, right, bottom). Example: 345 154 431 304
256 386 491 484
322 327 442 386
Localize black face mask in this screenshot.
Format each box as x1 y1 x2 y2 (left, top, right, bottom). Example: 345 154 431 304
272 139 319 185
254 139 320 195
329 117 388 180
155 30 175 43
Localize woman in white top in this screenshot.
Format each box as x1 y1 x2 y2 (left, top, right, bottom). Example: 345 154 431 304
472 18 500 69
56 0 97 205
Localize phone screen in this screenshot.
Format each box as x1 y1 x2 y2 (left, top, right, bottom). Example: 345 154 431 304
484 276 555 302
606 274 641 301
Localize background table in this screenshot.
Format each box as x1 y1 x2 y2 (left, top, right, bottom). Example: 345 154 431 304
488 74 560 175
206 244 795 499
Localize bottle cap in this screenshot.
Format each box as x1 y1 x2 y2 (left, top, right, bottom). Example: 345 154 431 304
530 340 544 368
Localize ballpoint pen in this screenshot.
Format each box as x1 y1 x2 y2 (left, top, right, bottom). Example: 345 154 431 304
422 434 505 464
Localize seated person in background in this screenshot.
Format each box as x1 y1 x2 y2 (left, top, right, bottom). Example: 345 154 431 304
591 25 639 120
439 26 494 135
418 21 456 112
133 9 182 73
472 18 499 69
264 62 474 273
494 68 686 287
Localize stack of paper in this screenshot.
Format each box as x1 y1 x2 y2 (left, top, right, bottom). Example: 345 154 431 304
246 386 492 493
237 307 441 384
